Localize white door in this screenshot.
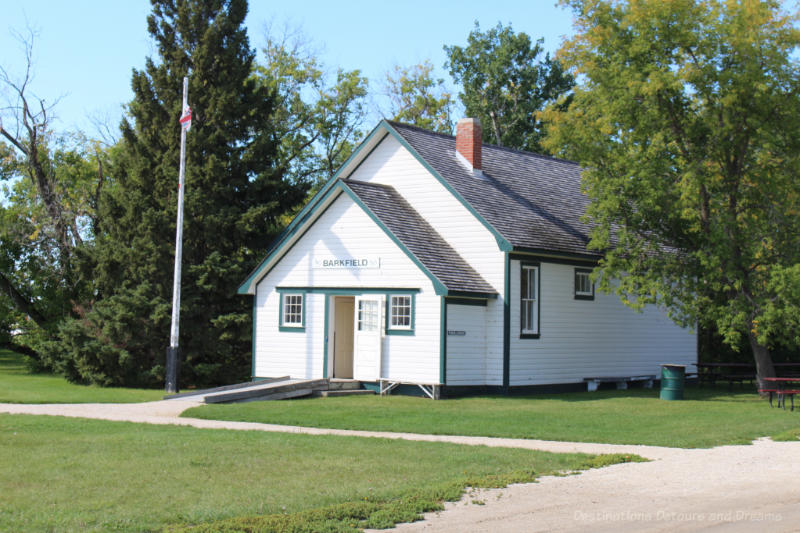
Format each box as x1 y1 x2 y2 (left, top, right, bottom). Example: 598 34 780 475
353 295 382 380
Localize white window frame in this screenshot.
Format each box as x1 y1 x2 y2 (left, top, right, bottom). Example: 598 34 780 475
388 294 413 330
574 268 595 300
521 263 540 337
281 293 304 328
357 298 380 332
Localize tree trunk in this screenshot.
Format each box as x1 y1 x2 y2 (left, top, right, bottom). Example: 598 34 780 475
0 271 48 327
748 329 775 391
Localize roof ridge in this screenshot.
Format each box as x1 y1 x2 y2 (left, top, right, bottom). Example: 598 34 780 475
386 119 581 167
345 179 496 294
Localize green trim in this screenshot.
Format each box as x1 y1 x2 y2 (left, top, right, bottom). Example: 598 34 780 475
344 130 390 179
447 290 497 299
445 297 487 307
574 267 595 301
322 295 330 378
385 293 416 336
338 181 451 295
381 120 512 252
440 297 447 385
519 261 541 339
238 188 343 295
277 287 420 295
239 119 511 296
237 123 390 295
250 293 257 379
509 250 600 265
278 292 306 333
502 253 510 390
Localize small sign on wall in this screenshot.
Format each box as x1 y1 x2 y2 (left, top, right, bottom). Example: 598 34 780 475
313 256 380 270
447 330 466 336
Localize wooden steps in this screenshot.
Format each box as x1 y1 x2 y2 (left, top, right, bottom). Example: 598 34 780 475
315 389 376 398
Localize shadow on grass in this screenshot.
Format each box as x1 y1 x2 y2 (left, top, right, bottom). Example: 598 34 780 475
0 349 29 375
470 384 759 404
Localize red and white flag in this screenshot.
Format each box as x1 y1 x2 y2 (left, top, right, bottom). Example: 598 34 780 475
179 105 192 131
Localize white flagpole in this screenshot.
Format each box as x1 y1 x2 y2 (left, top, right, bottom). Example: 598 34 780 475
166 76 189 393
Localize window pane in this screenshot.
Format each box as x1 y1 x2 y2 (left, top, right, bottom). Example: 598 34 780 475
390 295 411 328
358 300 379 331
283 294 303 325
575 271 592 296
521 265 538 334
521 267 529 299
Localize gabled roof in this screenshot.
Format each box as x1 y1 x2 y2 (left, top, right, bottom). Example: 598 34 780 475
385 121 598 259
239 119 599 295
344 180 495 296
237 178 496 297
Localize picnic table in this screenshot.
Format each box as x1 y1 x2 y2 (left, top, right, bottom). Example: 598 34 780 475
760 377 800 411
693 363 755 389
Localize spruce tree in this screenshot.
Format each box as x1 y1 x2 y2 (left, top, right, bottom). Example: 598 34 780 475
57 0 305 386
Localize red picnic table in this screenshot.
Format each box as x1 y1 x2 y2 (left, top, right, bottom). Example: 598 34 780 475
760 377 800 411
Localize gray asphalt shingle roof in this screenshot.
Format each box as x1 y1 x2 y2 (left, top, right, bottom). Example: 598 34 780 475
388 121 599 258
343 179 496 295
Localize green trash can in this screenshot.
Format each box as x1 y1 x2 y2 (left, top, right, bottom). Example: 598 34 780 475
660 364 685 401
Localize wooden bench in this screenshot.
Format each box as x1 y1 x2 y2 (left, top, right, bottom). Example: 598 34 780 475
583 375 656 392
760 388 800 411
758 388 782 408
722 373 756 390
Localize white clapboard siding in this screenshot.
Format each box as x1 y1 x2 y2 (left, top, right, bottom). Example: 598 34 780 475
445 304 488 385
509 261 696 386
348 134 505 384
254 193 440 383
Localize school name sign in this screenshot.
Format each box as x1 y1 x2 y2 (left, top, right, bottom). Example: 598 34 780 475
312 257 380 270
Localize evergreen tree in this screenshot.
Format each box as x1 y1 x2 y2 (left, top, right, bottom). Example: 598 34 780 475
55 0 305 386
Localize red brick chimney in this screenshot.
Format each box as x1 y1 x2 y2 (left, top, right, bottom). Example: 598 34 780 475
456 118 482 170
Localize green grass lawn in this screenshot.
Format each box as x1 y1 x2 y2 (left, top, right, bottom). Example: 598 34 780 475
0 349 164 404
183 386 800 448
0 414 629 532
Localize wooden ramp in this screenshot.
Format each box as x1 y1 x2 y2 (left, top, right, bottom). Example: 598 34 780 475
164 377 370 404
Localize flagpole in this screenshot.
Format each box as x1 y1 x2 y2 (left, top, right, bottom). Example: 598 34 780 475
166 76 189 394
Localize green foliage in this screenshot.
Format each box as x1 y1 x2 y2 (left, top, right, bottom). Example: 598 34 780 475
55 0 307 387
0 413 604 532
384 60 454 134
257 26 369 193
544 0 800 373
185 387 800 448
0 134 106 365
445 22 574 152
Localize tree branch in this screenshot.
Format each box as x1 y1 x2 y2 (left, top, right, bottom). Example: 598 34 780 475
0 271 48 327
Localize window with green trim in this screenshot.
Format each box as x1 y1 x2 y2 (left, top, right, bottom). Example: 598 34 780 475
389 295 412 329
281 293 304 329
521 263 540 337
574 268 594 300
386 293 415 335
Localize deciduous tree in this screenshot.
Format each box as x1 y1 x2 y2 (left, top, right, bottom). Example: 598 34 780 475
445 22 573 153
383 60 454 134
258 26 368 191
544 0 800 385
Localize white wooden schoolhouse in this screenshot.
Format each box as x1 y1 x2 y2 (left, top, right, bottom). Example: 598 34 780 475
238 118 696 396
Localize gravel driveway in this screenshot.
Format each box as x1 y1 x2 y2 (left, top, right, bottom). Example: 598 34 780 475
2 400 798 532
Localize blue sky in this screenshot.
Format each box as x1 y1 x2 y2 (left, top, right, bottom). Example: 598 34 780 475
2 1 576 136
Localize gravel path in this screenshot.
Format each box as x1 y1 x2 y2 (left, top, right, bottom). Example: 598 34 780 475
2 400 799 532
